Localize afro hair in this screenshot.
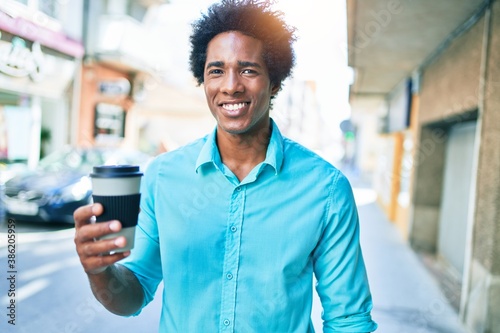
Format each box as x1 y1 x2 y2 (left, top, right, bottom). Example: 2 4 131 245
189 0 297 90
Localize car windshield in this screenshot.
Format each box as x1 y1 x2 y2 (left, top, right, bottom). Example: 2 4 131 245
37 147 105 173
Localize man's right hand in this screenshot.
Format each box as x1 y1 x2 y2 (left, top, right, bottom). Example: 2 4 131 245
73 203 130 275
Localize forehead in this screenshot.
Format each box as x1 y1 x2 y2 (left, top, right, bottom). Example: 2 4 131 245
205 31 265 64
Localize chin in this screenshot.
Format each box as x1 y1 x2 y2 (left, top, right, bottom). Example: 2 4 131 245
218 120 250 134
217 116 267 136
221 126 248 135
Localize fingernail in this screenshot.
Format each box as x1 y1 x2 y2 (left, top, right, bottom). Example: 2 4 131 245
110 221 121 231
91 203 102 215
114 236 126 247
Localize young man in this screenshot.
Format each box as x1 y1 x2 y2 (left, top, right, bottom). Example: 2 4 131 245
73 1 378 332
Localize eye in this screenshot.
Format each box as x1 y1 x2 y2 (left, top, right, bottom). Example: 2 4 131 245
207 69 223 75
242 69 258 75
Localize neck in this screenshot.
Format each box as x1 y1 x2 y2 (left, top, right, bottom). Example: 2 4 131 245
216 122 271 181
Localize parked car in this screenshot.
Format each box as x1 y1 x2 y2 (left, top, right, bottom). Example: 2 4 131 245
1 162 30 219
1 146 152 224
0 162 29 186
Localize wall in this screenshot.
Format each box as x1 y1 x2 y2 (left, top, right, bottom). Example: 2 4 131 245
464 1 500 332
410 125 447 252
418 17 483 124
410 2 500 331
411 6 483 251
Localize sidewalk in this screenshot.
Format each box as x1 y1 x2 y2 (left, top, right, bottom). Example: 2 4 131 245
347 173 470 333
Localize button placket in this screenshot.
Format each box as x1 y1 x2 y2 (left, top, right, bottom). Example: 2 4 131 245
219 186 245 331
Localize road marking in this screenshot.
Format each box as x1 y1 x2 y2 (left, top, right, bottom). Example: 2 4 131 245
33 239 76 256
20 257 80 281
0 227 74 248
1 278 50 305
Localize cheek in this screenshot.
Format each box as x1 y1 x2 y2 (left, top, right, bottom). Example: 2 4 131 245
204 83 215 99
256 86 273 105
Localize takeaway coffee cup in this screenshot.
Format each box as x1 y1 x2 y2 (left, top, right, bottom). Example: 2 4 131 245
90 165 143 252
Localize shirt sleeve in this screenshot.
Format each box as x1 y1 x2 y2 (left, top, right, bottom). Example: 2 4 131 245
119 158 163 315
312 172 378 332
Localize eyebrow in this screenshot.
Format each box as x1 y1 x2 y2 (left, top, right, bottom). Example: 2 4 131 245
206 61 224 69
205 61 263 69
238 61 262 68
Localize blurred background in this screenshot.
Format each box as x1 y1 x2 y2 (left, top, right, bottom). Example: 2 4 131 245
0 0 499 332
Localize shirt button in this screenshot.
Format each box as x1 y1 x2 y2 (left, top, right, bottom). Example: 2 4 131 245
223 319 230 326
236 187 241 191
230 226 237 232
226 273 233 280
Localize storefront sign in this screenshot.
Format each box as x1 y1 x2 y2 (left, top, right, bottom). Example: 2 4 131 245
0 10 84 58
98 78 131 96
0 37 44 81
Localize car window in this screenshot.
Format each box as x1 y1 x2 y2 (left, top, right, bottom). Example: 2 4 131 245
38 148 99 172
84 150 105 168
38 148 74 172
65 151 83 169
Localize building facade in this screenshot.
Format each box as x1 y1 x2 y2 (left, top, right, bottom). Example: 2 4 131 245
78 0 165 149
0 0 83 167
347 0 500 331
78 0 216 154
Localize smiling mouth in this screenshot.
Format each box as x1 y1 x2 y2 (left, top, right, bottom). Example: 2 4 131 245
221 102 249 111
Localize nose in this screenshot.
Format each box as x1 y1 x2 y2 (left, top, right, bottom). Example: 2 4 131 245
221 71 244 95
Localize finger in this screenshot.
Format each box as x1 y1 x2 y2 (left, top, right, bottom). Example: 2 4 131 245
78 235 127 257
83 251 131 275
73 204 93 229
73 203 104 229
75 220 122 244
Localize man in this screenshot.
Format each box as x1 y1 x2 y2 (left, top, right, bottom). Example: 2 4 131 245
74 0 378 332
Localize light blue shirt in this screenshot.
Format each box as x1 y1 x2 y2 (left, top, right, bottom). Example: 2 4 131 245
121 120 377 332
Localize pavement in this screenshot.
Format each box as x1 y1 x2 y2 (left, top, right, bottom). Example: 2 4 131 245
331 171 471 333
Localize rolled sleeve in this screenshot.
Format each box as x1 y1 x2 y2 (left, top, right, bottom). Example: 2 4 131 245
120 158 163 315
313 173 378 332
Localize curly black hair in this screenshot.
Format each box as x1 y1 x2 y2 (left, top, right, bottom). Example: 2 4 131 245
189 0 297 91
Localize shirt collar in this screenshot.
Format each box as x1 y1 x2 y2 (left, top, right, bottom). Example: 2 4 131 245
195 127 222 172
195 118 284 175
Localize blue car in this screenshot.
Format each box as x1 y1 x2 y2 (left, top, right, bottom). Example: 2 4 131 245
1 146 152 224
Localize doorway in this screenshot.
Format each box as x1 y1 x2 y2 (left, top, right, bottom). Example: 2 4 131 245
438 121 477 277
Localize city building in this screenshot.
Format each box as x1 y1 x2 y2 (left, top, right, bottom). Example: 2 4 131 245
78 0 168 149
79 0 214 153
0 0 83 168
347 0 500 331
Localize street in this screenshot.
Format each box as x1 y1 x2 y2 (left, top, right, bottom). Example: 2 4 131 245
0 219 163 333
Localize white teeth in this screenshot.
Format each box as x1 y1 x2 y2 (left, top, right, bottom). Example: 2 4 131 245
222 103 246 111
